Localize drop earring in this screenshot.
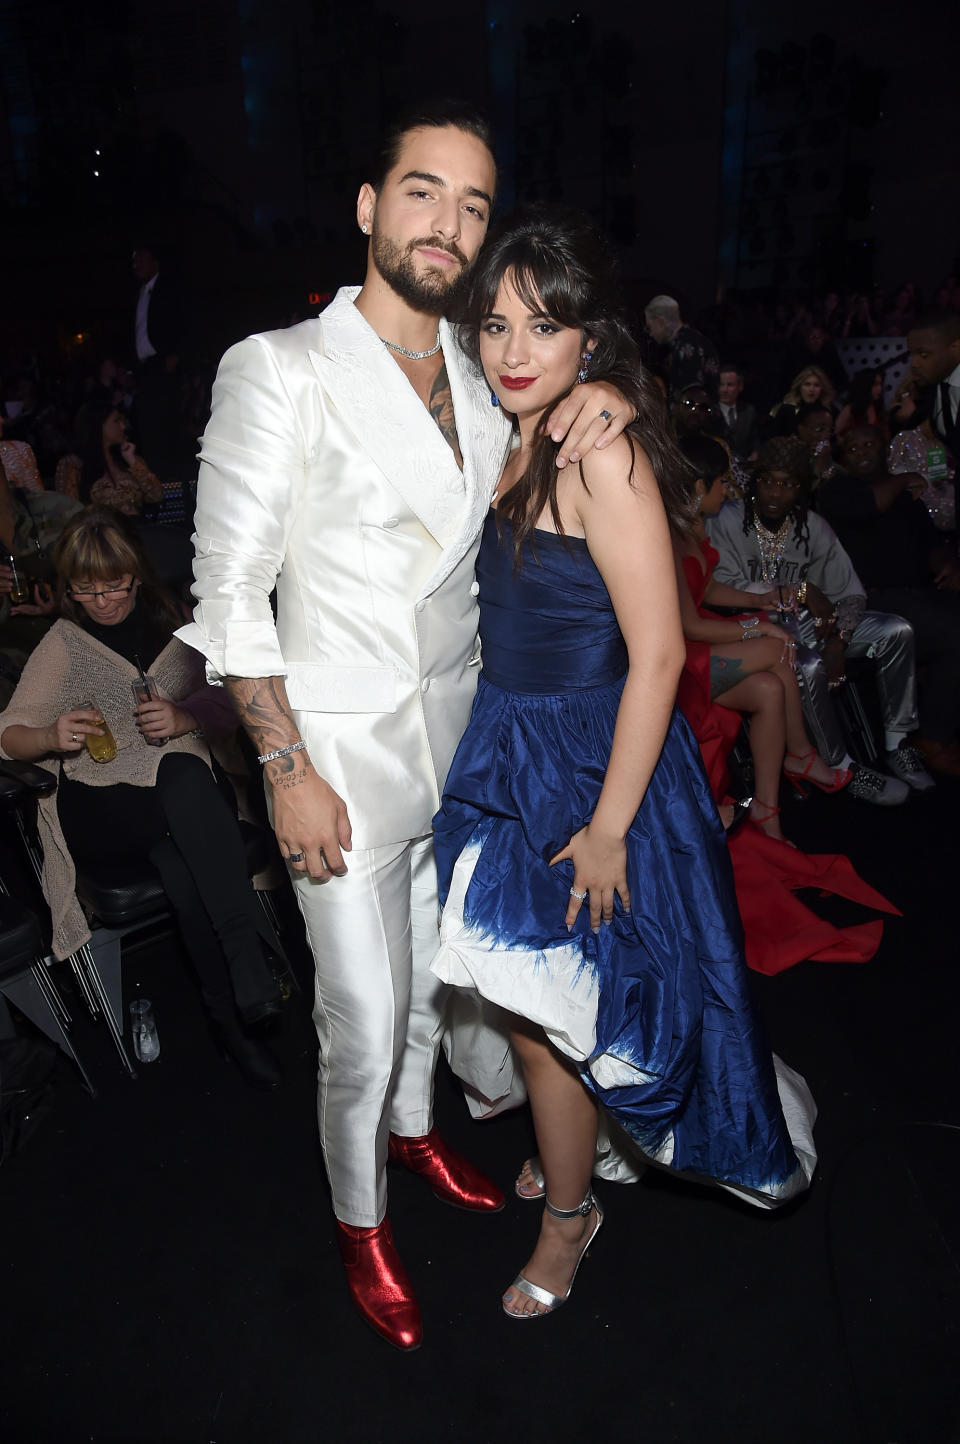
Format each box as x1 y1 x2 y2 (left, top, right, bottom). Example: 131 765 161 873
490 390 499 407
577 351 592 384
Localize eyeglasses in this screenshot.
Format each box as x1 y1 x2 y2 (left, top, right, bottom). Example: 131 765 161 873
68 580 136 601
755 477 800 491
681 399 713 412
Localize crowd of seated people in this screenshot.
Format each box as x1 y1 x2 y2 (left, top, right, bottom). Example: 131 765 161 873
0 337 204 706
644 297 960 785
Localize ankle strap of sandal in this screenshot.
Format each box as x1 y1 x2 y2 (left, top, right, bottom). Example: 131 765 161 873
544 1191 594 1219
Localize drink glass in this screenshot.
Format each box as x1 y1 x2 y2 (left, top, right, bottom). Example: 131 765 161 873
129 999 160 1062
7 555 30 606
131 675 168 747
80 700 118 763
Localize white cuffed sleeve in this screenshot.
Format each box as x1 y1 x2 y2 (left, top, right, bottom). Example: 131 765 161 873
176 333 313 680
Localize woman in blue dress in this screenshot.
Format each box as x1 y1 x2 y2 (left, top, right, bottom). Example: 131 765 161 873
432 211 816 1321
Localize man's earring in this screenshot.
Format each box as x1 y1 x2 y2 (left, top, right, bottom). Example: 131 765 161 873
577 352 592 384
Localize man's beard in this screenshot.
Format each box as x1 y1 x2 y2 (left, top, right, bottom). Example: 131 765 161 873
371 227 471 315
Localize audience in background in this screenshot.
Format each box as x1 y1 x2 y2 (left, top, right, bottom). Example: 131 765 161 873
644 295 720 398
673 432 898 975
0 507 284 1086
706 437 927 804
56 400 163 514
792 402 838 486
717 362 758 459
781 323 846 396
131 244 190 485
907 312 960 468
674 433 851 843
0 414 45 495
0 449 80 706
818 427 960 775
836 369 888 442
773 365 837 428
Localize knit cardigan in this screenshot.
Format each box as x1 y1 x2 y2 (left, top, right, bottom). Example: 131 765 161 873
0 619 237 959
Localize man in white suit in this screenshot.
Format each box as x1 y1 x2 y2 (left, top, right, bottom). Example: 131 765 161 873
180 101 632 1350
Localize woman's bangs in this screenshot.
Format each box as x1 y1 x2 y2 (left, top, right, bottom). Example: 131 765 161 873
508 255 579 329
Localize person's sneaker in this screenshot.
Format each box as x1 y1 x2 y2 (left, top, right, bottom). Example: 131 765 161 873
884 741 935 792
846 764 909 806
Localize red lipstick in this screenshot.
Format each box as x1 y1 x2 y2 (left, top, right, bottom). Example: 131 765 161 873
499 376 536 390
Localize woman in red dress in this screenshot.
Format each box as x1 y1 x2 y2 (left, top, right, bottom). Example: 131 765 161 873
673 435 897 973
674 435 850 840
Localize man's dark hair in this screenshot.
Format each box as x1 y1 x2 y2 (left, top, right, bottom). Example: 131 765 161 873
677 433 729 486
794 400 832 431
719 361 745 379
910 309 960 342
743 436 811 548
370 99 495 191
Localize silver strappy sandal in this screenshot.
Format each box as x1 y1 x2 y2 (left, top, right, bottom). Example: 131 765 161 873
502 1191 603 1320
514 1155 546 1200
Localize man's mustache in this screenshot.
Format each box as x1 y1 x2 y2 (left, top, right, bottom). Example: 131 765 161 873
407 236 468 267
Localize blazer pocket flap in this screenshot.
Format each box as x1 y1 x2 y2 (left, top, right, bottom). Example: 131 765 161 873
285 664 397 714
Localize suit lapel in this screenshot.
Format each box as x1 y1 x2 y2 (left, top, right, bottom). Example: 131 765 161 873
308 287 469 549
436 320 512 580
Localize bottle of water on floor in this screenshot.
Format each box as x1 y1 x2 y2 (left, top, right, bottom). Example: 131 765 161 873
129 999 160 1062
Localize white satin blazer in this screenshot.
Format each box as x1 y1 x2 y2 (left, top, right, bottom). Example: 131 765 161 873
178 286 512 850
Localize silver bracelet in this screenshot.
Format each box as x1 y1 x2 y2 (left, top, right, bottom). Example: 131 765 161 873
742 626 762 640
738 616 760 631
257 740 307 765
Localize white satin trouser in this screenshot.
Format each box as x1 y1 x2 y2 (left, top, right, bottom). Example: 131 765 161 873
292 834 447 1227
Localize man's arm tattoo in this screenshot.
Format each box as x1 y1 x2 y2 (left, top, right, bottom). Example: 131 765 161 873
224 675 310 783
428 363 464 470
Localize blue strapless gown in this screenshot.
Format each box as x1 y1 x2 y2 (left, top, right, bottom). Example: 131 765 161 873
432 514 815 1208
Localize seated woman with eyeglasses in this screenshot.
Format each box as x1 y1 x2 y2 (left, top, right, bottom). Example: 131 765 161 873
0 507 284 1087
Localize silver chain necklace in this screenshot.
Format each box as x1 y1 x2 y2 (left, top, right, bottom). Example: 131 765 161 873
753 517 792 584
380 331 442 360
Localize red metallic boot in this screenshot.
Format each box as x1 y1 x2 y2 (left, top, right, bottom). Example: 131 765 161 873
335 1218 422 1352
388 1127 505 1212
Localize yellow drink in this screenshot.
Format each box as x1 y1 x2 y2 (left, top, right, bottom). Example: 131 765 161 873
81 701 118 764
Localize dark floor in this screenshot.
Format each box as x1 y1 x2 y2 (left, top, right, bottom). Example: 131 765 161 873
1 777 959 1444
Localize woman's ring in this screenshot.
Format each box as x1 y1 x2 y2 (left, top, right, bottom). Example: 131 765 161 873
598 409 612 422
288 851 305 863
570 887 588 900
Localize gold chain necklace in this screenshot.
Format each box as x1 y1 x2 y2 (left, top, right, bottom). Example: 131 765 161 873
753 517 792 584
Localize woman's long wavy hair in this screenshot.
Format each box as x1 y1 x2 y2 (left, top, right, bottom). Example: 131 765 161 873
456 208 696 563
845 367 883 425
53 506 183 643
782 365 836 412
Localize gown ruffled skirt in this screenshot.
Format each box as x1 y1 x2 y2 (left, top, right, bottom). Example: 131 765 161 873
432 516 816 1209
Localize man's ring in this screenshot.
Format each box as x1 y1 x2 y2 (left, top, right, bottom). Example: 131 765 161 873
288 851 305 863
570 887 588 900
599 409 612 422
71 733 78 742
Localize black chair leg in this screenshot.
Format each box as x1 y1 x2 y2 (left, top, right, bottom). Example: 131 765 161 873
0 967 97 1096
77 933 137 1078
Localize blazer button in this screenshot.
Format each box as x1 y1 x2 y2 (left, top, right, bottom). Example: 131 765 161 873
470 581 480 596
420 678 431 694
415 601 425 613
383 516 399 529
